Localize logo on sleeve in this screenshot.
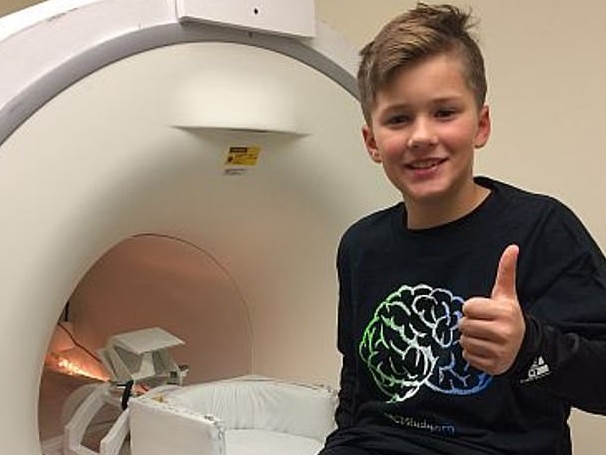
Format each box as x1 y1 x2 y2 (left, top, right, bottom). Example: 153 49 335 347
520 356 551 383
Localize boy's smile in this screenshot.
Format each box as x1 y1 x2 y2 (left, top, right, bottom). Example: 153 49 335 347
362 52 491 228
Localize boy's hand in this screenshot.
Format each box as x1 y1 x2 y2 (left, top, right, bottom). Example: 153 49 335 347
458 244 526 375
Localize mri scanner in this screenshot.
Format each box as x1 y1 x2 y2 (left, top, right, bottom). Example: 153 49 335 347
0 0 399 453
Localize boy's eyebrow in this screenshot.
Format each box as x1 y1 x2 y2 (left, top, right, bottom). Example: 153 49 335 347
381 96 464 111
431 95 465 104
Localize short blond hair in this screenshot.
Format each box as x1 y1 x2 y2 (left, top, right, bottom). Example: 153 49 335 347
357 3 487 124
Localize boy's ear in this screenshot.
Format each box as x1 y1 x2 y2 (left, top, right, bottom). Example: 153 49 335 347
474 105 491 149
362 125 382 163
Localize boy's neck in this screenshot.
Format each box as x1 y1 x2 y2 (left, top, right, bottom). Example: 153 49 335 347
404 183 491 230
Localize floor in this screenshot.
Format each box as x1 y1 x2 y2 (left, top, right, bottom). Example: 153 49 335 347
39 368 128 454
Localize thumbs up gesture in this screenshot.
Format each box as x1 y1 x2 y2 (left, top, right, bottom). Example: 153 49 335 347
458 244 526 375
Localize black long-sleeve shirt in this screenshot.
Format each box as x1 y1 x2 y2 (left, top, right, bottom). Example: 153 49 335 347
324 177 606 455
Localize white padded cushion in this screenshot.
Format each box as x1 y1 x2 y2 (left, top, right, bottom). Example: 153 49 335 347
129 397 224 455
226 429 323 455
163 376 337 441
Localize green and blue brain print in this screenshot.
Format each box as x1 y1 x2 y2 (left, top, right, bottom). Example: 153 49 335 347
359 284 491 402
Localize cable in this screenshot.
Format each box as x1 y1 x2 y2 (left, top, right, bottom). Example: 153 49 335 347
63 301 70 322
56 321 101 363
121 380 134 410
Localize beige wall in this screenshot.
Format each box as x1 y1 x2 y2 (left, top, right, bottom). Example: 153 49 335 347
0 0 42 16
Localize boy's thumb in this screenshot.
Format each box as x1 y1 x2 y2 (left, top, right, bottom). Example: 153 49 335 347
491 244 519 300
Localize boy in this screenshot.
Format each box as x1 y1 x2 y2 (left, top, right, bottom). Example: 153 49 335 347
320 3 606 455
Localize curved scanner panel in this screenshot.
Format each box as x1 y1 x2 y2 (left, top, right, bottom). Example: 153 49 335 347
0 40 396 454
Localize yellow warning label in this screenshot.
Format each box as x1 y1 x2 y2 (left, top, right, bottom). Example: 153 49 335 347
225 146 261 166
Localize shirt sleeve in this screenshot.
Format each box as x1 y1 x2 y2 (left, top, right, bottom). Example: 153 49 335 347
333 236 357 428
509 203 606 414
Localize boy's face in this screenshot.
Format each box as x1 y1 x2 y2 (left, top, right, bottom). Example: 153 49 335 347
362 52 490 211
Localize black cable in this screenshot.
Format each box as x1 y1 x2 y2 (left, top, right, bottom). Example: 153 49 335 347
63 301 70 322
56 321 101 363
121 380 134 410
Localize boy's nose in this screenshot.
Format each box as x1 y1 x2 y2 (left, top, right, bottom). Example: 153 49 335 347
407 118 437 149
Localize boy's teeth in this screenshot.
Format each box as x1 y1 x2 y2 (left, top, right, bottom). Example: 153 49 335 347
411 160 439 169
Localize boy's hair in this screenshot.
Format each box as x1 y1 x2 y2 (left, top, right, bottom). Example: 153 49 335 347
357 3 487 125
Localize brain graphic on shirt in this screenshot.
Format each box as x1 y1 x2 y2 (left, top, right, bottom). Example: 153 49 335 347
359 284 491 402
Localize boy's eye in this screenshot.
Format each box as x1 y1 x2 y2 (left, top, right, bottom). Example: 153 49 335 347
386 114 411 125
435 108 457 119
